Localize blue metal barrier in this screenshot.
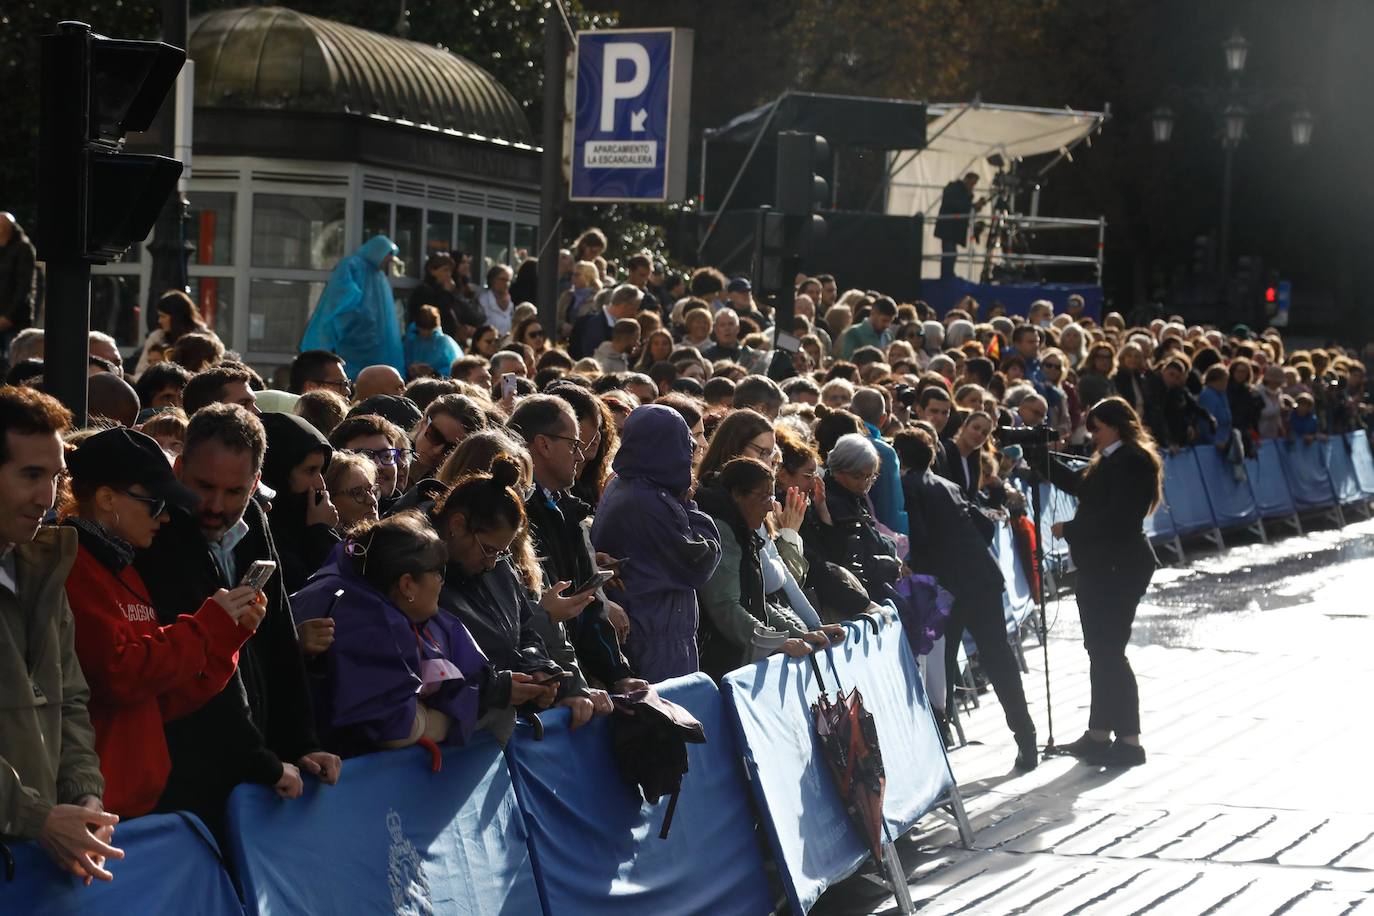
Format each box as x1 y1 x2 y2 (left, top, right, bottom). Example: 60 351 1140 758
0 813 241 916
504 673 772 916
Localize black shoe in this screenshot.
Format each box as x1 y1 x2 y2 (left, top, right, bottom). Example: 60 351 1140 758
938 718 956 750
1086 739 1146 768
1014 734 1039 771
1059 734 1112 759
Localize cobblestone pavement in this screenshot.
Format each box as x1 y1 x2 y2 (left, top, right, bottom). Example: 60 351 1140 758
817 518 1374 915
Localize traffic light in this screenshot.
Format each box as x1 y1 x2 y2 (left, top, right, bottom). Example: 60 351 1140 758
37 20 185 263
775 131 830 255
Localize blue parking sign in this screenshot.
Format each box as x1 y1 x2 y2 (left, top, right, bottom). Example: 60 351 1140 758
571 29 693 202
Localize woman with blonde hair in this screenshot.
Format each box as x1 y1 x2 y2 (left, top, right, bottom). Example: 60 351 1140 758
1046 397 1163 768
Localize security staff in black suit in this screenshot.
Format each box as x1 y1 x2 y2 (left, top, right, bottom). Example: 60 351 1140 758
1045 396 1162 768
896 424 1038 771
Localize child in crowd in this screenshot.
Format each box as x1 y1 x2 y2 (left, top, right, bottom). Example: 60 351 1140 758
137 408 189 457
1289 392 1321 443
594 318 640 375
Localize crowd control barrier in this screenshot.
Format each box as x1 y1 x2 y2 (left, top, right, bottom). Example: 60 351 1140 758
226 732 541 916
505 673 772 916
721 612 971 915
0 812 241 916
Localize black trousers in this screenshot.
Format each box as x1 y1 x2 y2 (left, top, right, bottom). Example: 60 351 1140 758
1075 556 1153 736
943 581 1036 740
939 237 959 278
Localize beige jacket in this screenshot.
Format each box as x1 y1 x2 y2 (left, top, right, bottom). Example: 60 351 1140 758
0 526 104 839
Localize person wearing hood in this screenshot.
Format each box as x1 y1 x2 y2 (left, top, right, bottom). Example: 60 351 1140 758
300 235 405 379
591 405 723 682
290 512 489 757
260 413 340 597
62 428 264 817
402 305 463 379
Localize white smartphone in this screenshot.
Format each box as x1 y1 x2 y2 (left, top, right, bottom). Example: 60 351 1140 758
239 559 277 592
501 372 518 399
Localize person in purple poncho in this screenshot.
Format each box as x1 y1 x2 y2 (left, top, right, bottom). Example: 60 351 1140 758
291 511 489 757
591 404 723 682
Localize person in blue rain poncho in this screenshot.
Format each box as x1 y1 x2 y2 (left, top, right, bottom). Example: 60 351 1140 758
300 235 405 379
591 405 723 682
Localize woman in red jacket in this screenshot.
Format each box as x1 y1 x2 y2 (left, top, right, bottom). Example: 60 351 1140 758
62 427 266 818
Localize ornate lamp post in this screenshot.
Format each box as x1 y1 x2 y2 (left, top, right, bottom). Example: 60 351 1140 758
1153 30 1314 316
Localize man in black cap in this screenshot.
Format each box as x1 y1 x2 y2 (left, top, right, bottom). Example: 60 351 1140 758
726 276 772 330
134 403 341 835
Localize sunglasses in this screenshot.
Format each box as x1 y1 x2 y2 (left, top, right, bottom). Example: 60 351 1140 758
122 489 166 518
351 447 412 468
527 329 546 340
424 423 460 453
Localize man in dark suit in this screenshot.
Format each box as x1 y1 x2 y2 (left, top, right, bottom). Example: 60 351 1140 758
570 283 641 360
896 425 1037 771
935 173 985 279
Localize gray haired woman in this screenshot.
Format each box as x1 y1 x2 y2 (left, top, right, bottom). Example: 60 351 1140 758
800 433 902 601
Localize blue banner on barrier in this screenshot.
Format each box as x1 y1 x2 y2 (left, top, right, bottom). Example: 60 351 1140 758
1191 446 1259 529
1322 437 1363 505
1161 450 1216 535
721 615 955 914
1349 433 1374 498
505 673 771 916
826 614 956 841
1247 440 1298 520
226 734 540 916
1035 482 1075 560
721 652 871 913
1278 440 1336 510
992 522 1034 631
1144 496 1179 542
0 813 241 916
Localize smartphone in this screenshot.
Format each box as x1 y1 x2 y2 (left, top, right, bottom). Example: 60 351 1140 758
532 670 571 686
775 331 802 354
560 569 614 598
238 559 277 592
501 372 518 399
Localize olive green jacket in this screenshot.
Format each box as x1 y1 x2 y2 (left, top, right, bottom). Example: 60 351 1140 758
0 526 104 839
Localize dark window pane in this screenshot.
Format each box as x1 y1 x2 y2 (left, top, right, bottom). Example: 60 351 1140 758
90 274 141 349
249 278 327 353
395 205 423 279
363 200 391 246
251 194 345 269
188 276 234 342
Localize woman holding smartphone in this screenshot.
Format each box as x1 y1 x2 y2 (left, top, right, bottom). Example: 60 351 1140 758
1047 397 1163 767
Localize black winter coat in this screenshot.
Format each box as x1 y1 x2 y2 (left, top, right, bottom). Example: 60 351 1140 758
1045 442 1159 574
136 499 320 831
901 469 1000 597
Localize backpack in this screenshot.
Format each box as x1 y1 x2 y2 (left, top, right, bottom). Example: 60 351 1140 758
610 687 706 838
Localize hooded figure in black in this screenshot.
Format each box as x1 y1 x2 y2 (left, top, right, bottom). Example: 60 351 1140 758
260 413 340 594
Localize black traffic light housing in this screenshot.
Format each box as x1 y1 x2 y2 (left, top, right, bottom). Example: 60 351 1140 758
775 131 830 254
37 20 185 426
37 21 184 263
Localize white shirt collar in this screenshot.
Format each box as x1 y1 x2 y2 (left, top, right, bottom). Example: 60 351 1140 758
1101 439 1124 458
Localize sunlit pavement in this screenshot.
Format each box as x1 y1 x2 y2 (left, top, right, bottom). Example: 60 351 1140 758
818 517 1374 914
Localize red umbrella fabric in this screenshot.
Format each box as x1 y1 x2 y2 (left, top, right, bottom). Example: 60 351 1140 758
809 654 887 862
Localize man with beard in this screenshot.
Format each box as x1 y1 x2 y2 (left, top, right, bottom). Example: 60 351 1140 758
134 404 341 835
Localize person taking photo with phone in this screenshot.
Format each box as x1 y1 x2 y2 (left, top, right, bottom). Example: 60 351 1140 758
134 405 342 837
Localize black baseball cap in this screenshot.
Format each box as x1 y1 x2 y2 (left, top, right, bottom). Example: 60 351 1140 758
66 427 200 513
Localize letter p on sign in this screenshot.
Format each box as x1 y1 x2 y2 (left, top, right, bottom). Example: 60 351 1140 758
600 43 650 132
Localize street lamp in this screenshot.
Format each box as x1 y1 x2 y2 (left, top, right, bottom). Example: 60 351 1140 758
1290 108 1315 147
1223 32 1249 75
1151 107 1175 144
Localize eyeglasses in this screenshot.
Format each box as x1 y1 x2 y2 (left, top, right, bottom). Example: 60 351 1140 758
344 484 382 504
351 447 409 468
743 441 780 462
469 531 513 563
311 378 352 395
121 490 166 517
527 329 546 340
541 432 585 455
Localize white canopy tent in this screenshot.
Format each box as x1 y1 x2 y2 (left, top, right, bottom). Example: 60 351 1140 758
885 102 1107 280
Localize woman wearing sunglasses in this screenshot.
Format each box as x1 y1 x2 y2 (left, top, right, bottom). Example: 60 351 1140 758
61 427 265 819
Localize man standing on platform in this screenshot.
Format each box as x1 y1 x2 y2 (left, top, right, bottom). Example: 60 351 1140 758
935 173 984 279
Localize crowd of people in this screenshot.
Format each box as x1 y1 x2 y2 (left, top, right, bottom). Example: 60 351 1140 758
2 217 1372 885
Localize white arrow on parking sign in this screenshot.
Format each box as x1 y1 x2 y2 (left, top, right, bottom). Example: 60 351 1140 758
600 42 651 132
